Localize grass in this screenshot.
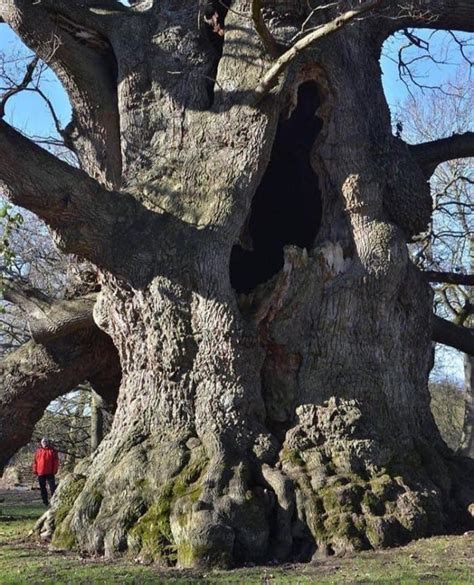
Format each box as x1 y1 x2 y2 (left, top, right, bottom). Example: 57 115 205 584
0 490 473 584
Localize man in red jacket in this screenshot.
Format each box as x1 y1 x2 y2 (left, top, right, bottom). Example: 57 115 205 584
33 438 59 506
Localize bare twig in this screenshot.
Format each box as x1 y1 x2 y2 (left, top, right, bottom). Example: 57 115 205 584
0 56 39 118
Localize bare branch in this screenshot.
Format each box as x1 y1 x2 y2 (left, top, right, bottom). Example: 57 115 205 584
0 55 39 118
410 132 474 178
253 0 382 103
433 315 474 355
423 271 474 286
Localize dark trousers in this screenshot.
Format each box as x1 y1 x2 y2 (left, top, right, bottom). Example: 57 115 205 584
38 474 56 505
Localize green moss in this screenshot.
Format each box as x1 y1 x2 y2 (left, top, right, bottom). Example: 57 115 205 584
177 542 231 568
307 499 327 542
51 475 87 549
362 490 385 516
281 448 305 467
321 488 340 512
129 450 208 562
172 455 207 500
321 512 367 551
54 476 86 527
319 482 363 515
77 487 104 524
52 526 76 550
369 474 399 500
177 542 209 567
134 478 149 491
365 522 381 548
129 494 176 562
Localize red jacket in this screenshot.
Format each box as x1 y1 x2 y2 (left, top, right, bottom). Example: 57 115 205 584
33 447 59 476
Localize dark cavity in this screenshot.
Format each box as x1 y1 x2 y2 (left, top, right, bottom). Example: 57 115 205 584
230 81 323 294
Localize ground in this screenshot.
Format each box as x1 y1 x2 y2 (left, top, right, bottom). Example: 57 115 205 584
0 489 473 584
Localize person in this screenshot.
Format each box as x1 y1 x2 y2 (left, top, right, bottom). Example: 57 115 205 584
33 437 59 506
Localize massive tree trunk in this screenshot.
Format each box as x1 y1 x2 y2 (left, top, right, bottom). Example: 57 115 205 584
1 0 474 568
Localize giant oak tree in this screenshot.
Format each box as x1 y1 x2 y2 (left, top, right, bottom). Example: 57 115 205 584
1 0 474 568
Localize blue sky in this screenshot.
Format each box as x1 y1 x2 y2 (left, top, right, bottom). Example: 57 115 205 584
381 29 473 116
0 26 71 137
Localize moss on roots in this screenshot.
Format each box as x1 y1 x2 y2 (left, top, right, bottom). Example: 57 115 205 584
51 475 87 549
128 447 208 563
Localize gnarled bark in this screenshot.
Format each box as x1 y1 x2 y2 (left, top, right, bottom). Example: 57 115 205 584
1 0 473 568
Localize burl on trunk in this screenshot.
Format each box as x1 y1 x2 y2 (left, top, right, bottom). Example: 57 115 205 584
1 0 473 569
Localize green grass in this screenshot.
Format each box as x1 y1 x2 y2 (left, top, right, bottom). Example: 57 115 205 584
0 492 473 584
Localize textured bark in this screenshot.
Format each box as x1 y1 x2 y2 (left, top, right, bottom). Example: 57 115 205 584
1 0 473 568
458 239 474 457
90 391 114 453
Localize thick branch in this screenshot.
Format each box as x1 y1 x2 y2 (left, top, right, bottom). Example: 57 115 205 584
433 315 474 355
0 0 122 185
253 0 382 102
0 119 200 287
423 271 474 286
0 327 120 473
0 120 143 272
37 0 129 31
3 279 95 344
383 0 474 34
410 132 474 178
